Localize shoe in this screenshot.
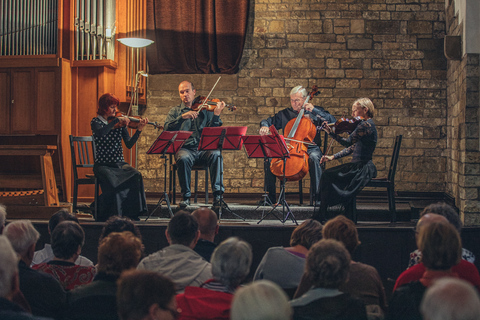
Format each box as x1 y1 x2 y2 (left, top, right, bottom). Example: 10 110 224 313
179 198 190 208
212 195 223 211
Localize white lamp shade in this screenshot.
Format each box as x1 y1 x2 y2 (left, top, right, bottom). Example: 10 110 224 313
117 38 154 48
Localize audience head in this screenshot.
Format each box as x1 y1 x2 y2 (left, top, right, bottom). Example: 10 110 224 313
51 221 85 260
4 220 40 261
231 280 292 320
417 220 461 271
322 215 360 254
117 270 177 320
0 235 19 299
421 277 480 320
166 212 199 247
306 239 351 289
211 237 252 289
48 208 79 234
289 219 323 250
420 202 462 233
99 216 142 242
0 204 6 234
97 231 143 276
191 208 218 239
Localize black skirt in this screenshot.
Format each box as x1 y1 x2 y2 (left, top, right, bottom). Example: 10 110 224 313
320 160 377 208
93 162 147 221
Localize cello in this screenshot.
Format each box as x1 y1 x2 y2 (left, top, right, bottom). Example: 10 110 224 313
270 86 320 181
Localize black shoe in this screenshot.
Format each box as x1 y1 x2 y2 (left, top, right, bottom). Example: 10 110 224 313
212 195 223 211
179 198 190 208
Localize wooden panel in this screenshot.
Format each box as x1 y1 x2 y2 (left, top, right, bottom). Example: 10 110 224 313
11 70 34 133
0 71 10 134
36 70 59 133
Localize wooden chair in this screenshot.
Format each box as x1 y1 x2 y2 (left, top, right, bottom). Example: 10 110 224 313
69 135 99 219
352 134 403 224
170 157 209 204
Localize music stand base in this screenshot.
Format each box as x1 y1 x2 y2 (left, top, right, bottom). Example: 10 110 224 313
145 192 174 221
214 198 245 221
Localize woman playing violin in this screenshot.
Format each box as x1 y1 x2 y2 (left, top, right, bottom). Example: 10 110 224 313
91 93 149 221
313 98 378 222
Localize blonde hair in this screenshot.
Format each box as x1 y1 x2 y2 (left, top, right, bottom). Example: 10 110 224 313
353 98 374 118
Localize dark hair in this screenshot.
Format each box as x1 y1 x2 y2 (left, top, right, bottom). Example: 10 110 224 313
97 93 120 116
167 212 198 246
48 209 79 233
97 232 143 276
99 216 142 243
322 215 360 254
51 221 85 260
117 270 176 320
418 221 461 270
420 202 462 233
289 219 323 249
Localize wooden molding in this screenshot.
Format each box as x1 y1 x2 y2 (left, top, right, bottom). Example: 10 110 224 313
72 59 118 69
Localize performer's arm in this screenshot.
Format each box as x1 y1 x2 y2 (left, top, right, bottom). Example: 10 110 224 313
330 120 369 148
91 118 119 137
122 127 142 149
164 107 187 131
311 106 336 125
259 112 283 135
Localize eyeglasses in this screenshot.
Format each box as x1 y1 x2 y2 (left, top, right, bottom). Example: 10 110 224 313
290 99 303 104
161 306 181 319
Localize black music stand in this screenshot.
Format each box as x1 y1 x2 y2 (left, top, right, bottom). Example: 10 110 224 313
198 126 247 220
252 126 297 224
146 130 192 221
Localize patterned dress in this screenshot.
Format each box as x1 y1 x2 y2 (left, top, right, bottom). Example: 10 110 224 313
33 260 96 291
91 116 147 221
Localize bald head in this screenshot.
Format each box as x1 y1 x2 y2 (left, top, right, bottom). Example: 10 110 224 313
192 208 218 241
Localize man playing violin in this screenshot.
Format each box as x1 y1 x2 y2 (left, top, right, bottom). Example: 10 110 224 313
259 86 336 205
164 81 226 209
91 93 149 221
313 97 378 222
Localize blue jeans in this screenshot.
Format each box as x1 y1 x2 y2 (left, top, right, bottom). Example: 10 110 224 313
175 148 224 199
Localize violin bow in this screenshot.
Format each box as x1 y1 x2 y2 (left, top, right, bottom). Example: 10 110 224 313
196 76 222 112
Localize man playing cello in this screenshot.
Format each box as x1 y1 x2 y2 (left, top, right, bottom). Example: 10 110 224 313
259 86 336 205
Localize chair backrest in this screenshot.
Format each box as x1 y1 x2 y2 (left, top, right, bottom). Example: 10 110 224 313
69 135 96 180
387 135 402 183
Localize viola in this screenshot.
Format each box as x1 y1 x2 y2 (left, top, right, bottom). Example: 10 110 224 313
191 96 237 112
329 116 364 134
270 85 320 181
108 111 163 131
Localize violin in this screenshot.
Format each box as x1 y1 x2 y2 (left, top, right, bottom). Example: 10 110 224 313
108 111 163 131
191 96 237 112
327 116 364 134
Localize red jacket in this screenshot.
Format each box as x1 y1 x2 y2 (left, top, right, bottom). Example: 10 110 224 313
393 260 480 291
176 286 233 320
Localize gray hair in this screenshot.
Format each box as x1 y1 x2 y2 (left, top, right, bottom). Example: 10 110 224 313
421 278 480 320
0 235 18 298
231 280 292 320
0 204 6 233
290 86 307 98
211 237 252 288
4 220 40 256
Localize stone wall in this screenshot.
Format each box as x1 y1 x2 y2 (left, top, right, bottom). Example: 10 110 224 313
446 1 480 225
139 0 448 202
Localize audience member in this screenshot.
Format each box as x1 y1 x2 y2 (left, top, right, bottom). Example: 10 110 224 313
408 202 475 267
294 216 386 319
98 216 143 242
192 208 219 261
33 221 96 290
420 277 480 320
254 219 323 297
4 220 66 319
290 239 367 320
231 280 292 320
0 203 6 234
394 213 480 291
0 235 46 320
137 212 212 293
32 209 93 266
67 231 143 320
387 220 462 320
176 237 252 320
117 270 179 320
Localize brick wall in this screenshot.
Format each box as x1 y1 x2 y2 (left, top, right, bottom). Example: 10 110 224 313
446 1 480 225
139 0 448 205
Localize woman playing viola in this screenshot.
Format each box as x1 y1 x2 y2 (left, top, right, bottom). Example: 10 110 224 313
313 98 378 222
91 93 149 221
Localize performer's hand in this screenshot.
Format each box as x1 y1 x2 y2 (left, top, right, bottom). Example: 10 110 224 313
182 111 199 119
119 116 130 127
259 126 270 135
304 103 314 112
213 101 225 116
320 155 334 164
138 117 148 131
321 121 332 134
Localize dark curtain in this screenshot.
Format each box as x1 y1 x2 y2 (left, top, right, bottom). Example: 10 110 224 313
146 0 250 74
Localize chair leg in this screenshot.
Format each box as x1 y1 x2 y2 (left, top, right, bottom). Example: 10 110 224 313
351 196 357 224
73 182 79 213
204 168 209 204
172 167 176 204
94 180 99 221
194 170 199 203
299 180 303 205
388 185 396 224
